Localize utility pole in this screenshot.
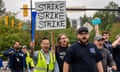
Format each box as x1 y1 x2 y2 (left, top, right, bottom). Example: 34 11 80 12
30 0 32 25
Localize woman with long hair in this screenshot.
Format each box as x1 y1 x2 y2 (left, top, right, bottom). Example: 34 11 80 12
55 33 70 72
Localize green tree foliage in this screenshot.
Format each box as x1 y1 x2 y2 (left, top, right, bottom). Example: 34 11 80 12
0 24 31 51
93 1 119 31
109 23 120 42
0 14 75 51
0 0 5 16
82 14 88 25
66 17 70 28
0 16 31 51
0 13 21 28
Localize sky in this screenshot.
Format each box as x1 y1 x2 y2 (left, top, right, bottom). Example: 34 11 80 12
3 0 120 20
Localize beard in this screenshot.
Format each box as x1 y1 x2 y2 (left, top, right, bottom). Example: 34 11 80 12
99 43 103 46
97 44 103 49
79 37 89 44
15 46 20 49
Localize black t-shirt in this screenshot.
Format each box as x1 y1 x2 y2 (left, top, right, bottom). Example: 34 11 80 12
103 41 113 55
55 46 68 72
64 42 102 72
113 45 120 71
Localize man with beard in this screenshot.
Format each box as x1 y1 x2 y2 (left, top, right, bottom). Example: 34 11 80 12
94 35 117 72
63 27 103 72
4 41 26 72
112 34 120 71
55 33 69 72
102 31 113 55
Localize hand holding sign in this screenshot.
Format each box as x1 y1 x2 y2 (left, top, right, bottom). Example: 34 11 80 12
30 41 35 48
30 41 35 55
92 17 101 36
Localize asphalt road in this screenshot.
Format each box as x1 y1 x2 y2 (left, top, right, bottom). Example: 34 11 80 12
0 61 10 72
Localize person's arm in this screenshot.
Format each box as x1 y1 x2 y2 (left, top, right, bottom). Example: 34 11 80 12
94 45 103 72
3 51 9 56
96 61 104 72
30 41 35 55
112 37 120 48
107 50 117 70
3 49 14 56
63 62 69 72
54 61 59 72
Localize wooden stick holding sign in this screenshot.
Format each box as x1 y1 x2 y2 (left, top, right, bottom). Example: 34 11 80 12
92 17 101 36
30 11 36 56
51 32 55 54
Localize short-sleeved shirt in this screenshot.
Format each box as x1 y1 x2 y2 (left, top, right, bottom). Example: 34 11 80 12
64 42 102 72
113 45 120 71
55 46 68 72
99 48 115 72
103 41 113 55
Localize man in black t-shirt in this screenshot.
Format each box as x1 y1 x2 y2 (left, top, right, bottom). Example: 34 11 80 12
63 27 103 72
102 31 113 55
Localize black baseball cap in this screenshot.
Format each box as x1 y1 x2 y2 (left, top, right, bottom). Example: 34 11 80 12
77 27 89 33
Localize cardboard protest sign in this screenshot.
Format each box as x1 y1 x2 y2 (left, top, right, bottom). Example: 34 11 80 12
35 1 66 30
83 22 93 32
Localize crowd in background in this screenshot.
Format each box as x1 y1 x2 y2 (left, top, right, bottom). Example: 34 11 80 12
0 27 120 72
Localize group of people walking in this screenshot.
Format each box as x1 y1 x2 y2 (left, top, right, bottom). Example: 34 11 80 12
1 26 120 72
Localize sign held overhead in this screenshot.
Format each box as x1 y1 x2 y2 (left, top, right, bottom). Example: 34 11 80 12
35 1 66 30
83 22 93 32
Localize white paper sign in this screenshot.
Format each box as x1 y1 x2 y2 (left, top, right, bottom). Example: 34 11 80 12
35 1 66 30
83 22 93 32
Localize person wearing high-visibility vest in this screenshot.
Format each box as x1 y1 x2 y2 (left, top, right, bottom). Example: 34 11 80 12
22 45 34 72
33 37 59 72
